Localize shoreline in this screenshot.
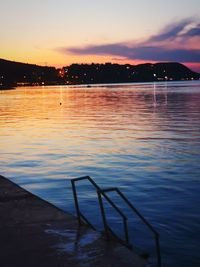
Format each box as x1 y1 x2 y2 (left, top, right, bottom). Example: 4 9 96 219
4 78 200 90
0 86 16 90
0 175 147 267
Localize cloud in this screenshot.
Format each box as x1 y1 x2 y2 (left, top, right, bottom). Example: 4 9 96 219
63 45 200 62
148 18 192 42
65 44 129 56
183 24 200 37
130 47 200 62
57 18 200 63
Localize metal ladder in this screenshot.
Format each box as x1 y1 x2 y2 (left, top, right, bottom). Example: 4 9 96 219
71 176 161 267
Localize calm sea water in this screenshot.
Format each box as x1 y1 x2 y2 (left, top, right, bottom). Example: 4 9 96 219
0 81 200 267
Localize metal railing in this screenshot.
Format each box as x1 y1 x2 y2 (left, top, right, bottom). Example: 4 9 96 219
70 176 161 267
98 187 161 267
71 175 129 244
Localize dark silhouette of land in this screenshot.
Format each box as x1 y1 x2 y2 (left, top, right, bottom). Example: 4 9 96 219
0 58 199 88
0 59 59 88
64 62 200 84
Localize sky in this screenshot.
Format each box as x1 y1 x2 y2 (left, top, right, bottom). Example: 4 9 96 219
1 0 200 71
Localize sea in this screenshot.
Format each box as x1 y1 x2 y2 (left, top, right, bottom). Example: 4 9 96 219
0 81 200 267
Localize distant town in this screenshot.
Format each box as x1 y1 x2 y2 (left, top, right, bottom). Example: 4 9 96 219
0 58 200 88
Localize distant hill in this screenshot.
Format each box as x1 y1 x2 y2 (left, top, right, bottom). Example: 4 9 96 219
0 58 59 86
64 62 200 84
0 58 199 86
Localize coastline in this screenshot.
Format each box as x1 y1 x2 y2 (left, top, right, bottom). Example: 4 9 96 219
0 86 15 90
0 175 147 267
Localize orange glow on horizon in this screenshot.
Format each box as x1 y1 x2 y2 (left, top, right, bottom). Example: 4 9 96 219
1 50 200 73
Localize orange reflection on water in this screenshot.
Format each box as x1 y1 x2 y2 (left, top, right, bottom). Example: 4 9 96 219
1 83 200 166
0 85 161 163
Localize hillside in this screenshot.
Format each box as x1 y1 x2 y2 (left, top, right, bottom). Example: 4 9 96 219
0 58 199 86
64 62 200 84
0 59 59 86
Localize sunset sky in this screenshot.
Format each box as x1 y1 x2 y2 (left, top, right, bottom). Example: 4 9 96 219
1 0 200 71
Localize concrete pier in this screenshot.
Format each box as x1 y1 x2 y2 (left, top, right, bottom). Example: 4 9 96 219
0 175 147 267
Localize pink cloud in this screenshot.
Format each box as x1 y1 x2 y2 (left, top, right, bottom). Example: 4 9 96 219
57 18 200 70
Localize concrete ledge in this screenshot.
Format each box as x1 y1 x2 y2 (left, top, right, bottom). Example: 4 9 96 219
0 175 147 267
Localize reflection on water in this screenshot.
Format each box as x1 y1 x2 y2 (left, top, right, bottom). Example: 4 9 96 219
1 81 200 267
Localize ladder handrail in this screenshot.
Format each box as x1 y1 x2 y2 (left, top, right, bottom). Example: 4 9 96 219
71 176 96 229
71 176 129 244
99 187 161 267
71 176 127 220
70 176 161 267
